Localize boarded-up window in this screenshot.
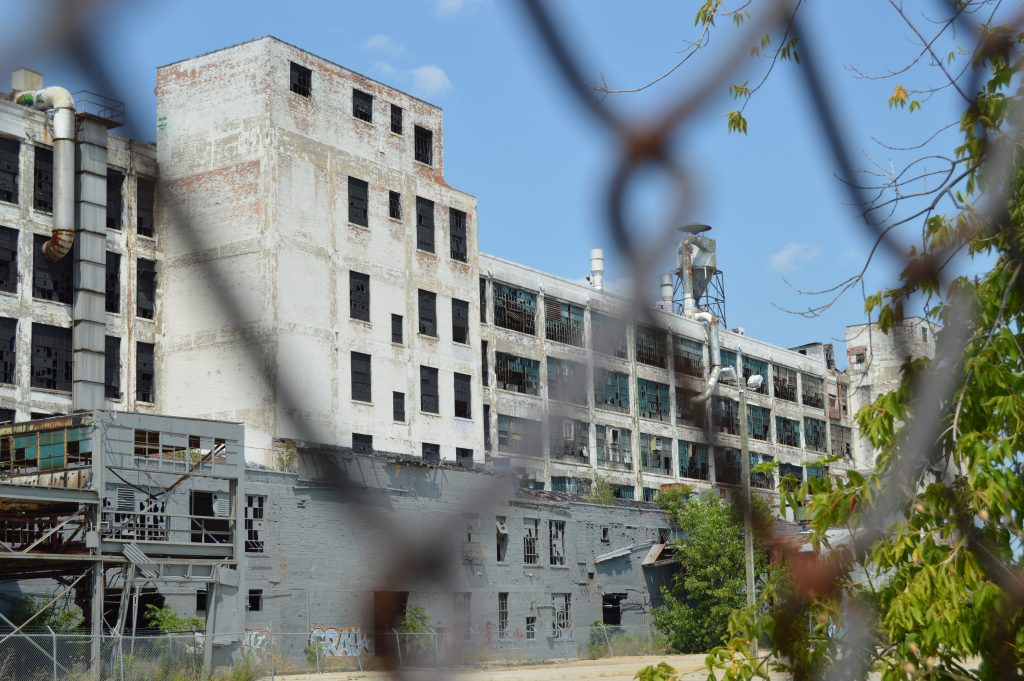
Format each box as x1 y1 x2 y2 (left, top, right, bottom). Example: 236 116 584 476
416 196 435 252
136 341 155 402
350 271 370 321
450 208 467 261
348 176 368 226
31 323 71 391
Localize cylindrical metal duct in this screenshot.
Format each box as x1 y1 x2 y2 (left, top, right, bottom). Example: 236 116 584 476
589 248 604 291
660 274 673 306
691 312 722 403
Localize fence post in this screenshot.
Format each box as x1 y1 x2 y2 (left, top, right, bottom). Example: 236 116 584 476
315 636 320 674
392 628 402 668
601 625 612 658
46 626 56 681
433 630 440 668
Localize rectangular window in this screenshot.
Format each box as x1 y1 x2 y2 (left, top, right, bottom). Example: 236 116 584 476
497 414 542 456
34 147 53 212
637 378 670 422
290 62 312 97
137 177 155 238
33 234 73 304
136 342 155 402
393 391 405 422
678 440 709 480
391 313 402 343
498 593 509 639
804 417 827 452
640 433 673 476
741 355 769 395
720 349 738 372
422 442 440 463
773 365 798 402
483 404 491 450
551 476 591 495
830 423 852 458
420 366 439 413
105 252 120 313
493 283 537 335
414 125 433 165
452 298 469 343
0 138 18 204
675 387 703 427
549 520 566 566
137 258 156 319
635 326 667 368
388 190 402 220
715 448 741 485
712 397 740 435
349 271 370 322
481 340 489 387
594 368 630 413
390 104 403 134
454 372 472 418
245 495 266 553
104 336 120 399
523 518 540 564
495 352 540 395
802 374 825 409
416 196 435 252
479 278 487 324
545 299 585 347
450 208 468 262
196 589 207 613
592 312 628 359
776 416 801 447
352 433 373 454
526 617 536 640
549 417 588 463
673 337 704 377
453 592 471 640
456 447 473 468
31 324 71 391
352 89 373 122
0 318 15 384
106 169 123 230
418 289 437 336
748 404 771 441
546 357 587 405
0 226 17 293
552 593 571 635
247 589 263 612
643 487 659 502
751 452 775 490
348 176 369 227
596 425 632 469
351 352 371 402
496 516 509 562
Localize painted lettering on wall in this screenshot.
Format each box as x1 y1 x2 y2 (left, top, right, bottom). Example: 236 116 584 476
308 626 369 657
242 628 268 656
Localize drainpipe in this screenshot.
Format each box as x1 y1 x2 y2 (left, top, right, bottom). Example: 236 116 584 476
691 311 722 403
16 87 76 261
589 249 604 291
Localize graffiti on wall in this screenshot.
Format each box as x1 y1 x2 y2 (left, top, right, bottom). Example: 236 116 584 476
308 625 370 657
242 628 269 656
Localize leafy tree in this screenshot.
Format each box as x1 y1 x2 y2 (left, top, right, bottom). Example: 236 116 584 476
586 475 616 505
144 604 205 633
397 604 435 657
8 595 83 632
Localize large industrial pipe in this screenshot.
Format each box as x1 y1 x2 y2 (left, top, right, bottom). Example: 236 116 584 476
680 237 696 317
16 87 76 261
691 311 722 403
659 273 673 307
589 248 605 291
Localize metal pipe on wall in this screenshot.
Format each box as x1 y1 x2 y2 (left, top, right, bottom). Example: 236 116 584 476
691 311 722 403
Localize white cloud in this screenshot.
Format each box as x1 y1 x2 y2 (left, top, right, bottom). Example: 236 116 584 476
409 65 452 97
372 61 399 78
436 0 469 16
768 242 822 273
363 34 406 57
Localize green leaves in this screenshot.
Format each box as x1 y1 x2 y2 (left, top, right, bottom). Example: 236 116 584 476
727 110 748 134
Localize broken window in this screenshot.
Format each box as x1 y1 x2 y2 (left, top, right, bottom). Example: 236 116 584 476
247 589 263 612
804 417 827 452
481 340 489 386
673 336 704 377
33 234 72 304
498 592 509 639
352 433 373 454
830 423 852 458
390 104 403 134
594 368 629 413
495 352 540 395
552 593 572 634
643 487 659 502
350 271 370 322
483 404 492 450
545 299 584 347
675 387 704 427
747 404 771 441
422 442 440 463
496 516 508 561
551 476 591 495
720 348 738 373
640 433 673 476
776 416 801 447
457 447 473 468
750 453 775 490
105 252 120 313
137 258 156 319
196 589 207 612
714 447 741 485
802 374 824 409
389 190 402 220
107 169 123 230
245 495 266 553
290 61 312 97
493 283 536 335
454 372 472 418
636 326 667 368
391 313 402 343
393 391 405 422
0 409 13 423
497 413 542 456
136 342 155 402
0 138 18 204
549 417 588 463
592 311 628 358
678 440 709 480
190 490 230 544
136 177 155 238
33 147 52 212
31 323 71 391
452 298 469 343
523 518 540 564
741 355 769 395
352 88 373 122
779 463 804 492
526 616 537 640
596 425 632 469
637 378 670 422
420 366 439 413
546 356 587 405
348 176 369 227
549 520 566 566
450 208 468 262
105 336 120 399
712 396 740 435
418 289 437 336
0 318 14 384
416 196 434 252
0 226 16 294
773 365 798 402
414 125 433 165
351 352 371 402
479 277 487 324
133 429 159 459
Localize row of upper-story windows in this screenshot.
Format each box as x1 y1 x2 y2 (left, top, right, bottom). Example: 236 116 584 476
346 351 472 420
348 271 471 344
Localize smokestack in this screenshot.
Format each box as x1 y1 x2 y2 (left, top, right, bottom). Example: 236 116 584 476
660 274 673 307
589 248 604 291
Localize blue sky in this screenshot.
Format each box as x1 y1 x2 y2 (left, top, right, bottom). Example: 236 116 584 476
3 0 979 360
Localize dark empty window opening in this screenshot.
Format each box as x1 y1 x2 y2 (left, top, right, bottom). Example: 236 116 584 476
0 409 13 423
416 196 435 253
290 62 312 97
493 283 536 335
0 318 15 384
450 208 468 262
389 191 402 220
353 89 373 122
773 365 798 402
420 366 439 413
776 416 801 448
748 404 771 441
391 313 403 344
31 324 71 391
0 138 18 204
602 594 625 626
0 226 17 294
479 278 487 324
742 356 770 395
802 374 825 409
137 258 156 319
348 176 369 227
592 312 628 358
636 326 667 368
352 433 373 454
248 590 265 613
547 357 587 405
351 352 371 402
105 252 120 313
640 433 673 475
422 442 440 464
676 386 703 426
712 396 740 435
679 440 710 480
714 448 742 485
196 589 207 613
481 340 489 387
495 352 540 396
33 234 72 304
33 147 53 212
393 391 405 422
136 341 155 402
107 169 124 230
104 336 120 399
452 298 469 344
136 177 155 238
454 372 472 418
496 517 509 561
418 289 437 336
414 126 433 165
456 447 473 468
831 423 852 458
483 404 492 450
673 337 704 377
550 418 588 463
390 104 403 134
350 271 370 322
804 417 827 452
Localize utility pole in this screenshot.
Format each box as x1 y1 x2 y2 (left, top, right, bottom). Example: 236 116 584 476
736 374 758 652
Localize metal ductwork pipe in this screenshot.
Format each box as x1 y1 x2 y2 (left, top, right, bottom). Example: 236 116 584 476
660 274 673 307
589 248 604 291
16 87 76 262
691 311 722 403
